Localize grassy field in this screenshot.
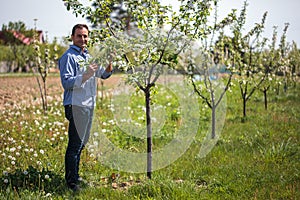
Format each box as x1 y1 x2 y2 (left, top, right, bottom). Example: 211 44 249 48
0 75 299 199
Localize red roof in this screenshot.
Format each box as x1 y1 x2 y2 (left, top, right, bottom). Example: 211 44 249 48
0 30 44 45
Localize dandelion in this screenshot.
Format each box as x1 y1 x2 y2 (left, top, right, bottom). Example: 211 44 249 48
108 119 115 125
138 116 144 120
135 122 141 127
3 179 8 184
93 132 99 137
44 174 50 179
34 119 40 126
45 193 52 197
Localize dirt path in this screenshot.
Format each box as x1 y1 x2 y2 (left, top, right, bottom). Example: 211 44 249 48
0 74 120 110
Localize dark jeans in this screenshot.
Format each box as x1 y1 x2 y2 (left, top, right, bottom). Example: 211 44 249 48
64 105 94 186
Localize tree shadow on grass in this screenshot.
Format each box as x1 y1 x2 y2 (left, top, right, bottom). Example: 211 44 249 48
0 165 68 196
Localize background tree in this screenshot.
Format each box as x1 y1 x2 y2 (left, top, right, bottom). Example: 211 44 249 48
226 1 269 119
288 41 300 87
178 1 236 140
259 26 280 110
1 21 35 72
277 23 293 93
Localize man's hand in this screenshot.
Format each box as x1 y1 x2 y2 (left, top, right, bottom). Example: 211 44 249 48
82 64 99 83
105 52 114 73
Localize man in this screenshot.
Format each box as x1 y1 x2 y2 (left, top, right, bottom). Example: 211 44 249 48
59 24 113 192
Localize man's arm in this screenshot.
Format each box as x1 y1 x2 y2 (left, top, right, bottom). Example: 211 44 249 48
105 62 113 73
59 54 83 90
82 61 113 83
82 64 99 84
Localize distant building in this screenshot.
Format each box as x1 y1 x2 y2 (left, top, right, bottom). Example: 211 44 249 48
0 30 44 45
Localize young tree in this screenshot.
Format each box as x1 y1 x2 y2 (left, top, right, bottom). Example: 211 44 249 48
277 23 292 93
259 26 280 110
226 1 269 119
288 41 300 87
178 1 236 140
32 31 58 114
259 23 294 110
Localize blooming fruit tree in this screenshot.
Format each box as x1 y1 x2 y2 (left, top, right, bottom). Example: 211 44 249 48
63 0 240 177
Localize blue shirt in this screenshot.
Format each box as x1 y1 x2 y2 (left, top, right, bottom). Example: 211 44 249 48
59 45 112 107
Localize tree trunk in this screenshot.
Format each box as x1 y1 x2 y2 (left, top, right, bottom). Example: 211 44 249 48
276 83 280 95
284 80 288 93
263 89 268 110
211 106 216 139
35 76 45 112
243 96 247 119
43 79 48 113
145 88 152 179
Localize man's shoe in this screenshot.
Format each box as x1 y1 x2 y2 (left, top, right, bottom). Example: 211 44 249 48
68 183 81 192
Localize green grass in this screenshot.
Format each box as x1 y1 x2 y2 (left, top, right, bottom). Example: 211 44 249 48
0 78 299 199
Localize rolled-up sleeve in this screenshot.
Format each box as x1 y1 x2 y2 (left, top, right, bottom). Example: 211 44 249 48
59 54 83 90
95 66 112 79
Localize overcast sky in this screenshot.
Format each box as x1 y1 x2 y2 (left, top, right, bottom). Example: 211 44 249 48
0 0 299 46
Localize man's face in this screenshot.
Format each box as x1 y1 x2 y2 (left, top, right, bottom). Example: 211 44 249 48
71 27 89 50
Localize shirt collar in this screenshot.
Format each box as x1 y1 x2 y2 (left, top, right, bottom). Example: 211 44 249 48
70 45 88 55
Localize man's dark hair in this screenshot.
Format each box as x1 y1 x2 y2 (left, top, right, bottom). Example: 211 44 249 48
71 24 89 35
